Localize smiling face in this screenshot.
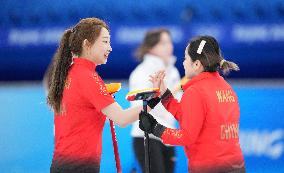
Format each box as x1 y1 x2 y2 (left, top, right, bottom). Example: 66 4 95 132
82 27 112 65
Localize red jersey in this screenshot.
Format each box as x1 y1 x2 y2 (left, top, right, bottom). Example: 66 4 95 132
161 72 245 173
51 58 115 172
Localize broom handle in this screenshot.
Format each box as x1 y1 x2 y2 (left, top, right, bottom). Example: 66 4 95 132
143 100 150 173
109 119 122 173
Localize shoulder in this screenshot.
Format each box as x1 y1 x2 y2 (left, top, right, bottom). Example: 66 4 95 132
70 65 92 78
182 85 205 104
72 67 103 87
184 86 201 96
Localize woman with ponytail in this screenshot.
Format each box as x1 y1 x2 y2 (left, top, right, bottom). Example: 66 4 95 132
138 35 246 173
47 18 143 173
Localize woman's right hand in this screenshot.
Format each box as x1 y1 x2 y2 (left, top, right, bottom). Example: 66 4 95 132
149 70 167 95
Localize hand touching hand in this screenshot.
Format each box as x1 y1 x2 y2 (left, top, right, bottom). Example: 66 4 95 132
149 70 167 95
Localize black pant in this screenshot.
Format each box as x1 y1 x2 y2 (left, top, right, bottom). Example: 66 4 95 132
50 159 100 173
190 166 246 173
227 167 246 173
133 137 175 173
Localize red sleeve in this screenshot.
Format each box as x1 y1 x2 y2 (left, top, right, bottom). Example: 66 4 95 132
160 128 190 146
161 87 205 146
79 71 115 112
161 94 183 121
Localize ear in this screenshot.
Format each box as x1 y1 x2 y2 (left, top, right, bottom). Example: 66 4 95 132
193 60 200 67
195 60 205 72
82 39 91 48
194 60 203 69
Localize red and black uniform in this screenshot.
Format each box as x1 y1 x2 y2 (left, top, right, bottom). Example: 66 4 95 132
161 72 245 173
50 58 115 173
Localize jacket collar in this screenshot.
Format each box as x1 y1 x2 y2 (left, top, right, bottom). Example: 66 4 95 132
182 72 221 91
73 57 97 71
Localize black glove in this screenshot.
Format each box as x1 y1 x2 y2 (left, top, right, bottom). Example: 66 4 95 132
147 88 172 109
147 97 161 109
139 111 157 133
139 111 166 138
160 88 172 100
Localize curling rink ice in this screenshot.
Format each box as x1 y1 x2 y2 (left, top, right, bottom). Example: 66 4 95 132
0 80 284 173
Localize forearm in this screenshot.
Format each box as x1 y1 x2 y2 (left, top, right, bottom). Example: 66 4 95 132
120 106 143 126
160 128 189 146
161 89 182 121
139 111 190 146
102 102 143 127
150 123 189 146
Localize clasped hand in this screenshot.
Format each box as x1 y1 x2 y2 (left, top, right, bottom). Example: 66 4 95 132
139 111 157 134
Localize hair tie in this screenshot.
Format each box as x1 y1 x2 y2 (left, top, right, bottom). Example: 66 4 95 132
71 27 76 33
220 59 226 66
197 40 206 54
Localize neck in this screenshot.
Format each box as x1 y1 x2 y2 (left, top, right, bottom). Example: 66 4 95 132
79 55 96 64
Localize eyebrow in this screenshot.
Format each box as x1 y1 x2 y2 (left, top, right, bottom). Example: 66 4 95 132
102 36 110 38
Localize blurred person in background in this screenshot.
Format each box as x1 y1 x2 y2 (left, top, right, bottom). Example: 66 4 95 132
47 17 144 173
129 28 181 173
139 35 246 173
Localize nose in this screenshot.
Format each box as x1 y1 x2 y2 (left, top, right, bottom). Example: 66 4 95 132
109 45 112 52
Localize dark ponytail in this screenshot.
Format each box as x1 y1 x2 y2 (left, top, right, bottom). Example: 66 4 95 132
219 59 239 75
47 29 73 113
187 35 239 75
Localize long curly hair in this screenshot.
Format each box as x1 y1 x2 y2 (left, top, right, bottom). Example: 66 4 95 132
47 18 109 113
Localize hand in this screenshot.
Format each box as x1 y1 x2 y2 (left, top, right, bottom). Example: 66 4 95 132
139 111 157 134
149 70 167 95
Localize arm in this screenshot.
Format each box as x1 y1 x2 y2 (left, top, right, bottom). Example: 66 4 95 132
161 87 205 146
161 89 183 121
138 111 190 146
80 72 143 127
102 103 142 127
140 87 205 146
149 70 183 120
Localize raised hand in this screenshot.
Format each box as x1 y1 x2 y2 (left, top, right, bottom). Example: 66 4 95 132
149 70 167 95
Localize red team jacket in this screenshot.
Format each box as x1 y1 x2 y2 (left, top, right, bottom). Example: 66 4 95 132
51 58 115 172
161 72 245 173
